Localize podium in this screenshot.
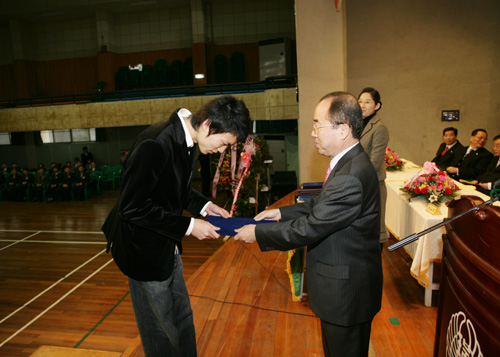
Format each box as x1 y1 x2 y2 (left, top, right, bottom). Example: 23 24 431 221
434 196 500 356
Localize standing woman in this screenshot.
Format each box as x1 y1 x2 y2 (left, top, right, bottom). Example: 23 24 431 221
358 87 390 249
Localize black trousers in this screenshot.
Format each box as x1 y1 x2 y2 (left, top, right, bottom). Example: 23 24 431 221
321 319 372 357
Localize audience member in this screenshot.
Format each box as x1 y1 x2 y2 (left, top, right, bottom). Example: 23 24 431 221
358 87 389 248
447 128 493 180
0 169 5 187
4 167 23 201
74 165 89 200
47 166 62 202
470 134 500 195
1 162 8 173
431 127 464 170
61 166 75 201
74 157 82 170
32 168 48 202
81 146 94 167
20 168 34 201
88 161 98 173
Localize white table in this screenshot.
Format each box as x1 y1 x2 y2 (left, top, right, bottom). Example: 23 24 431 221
384 161 496 306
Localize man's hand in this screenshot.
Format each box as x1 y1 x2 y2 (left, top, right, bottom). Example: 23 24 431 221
234 224 256 244
479 182 489 190
446 166 458 174
191 219 221 240
205 202 230 218
254 209 281 221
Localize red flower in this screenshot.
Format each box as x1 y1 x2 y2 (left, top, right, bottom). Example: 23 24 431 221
420 186 428 194
414 187 421 194
445 187 453 195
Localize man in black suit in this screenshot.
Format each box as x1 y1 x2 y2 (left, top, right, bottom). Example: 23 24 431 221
470 134 500 194
102 95 251 356
235 92 382 356
446 128 493 180
431 127 464 170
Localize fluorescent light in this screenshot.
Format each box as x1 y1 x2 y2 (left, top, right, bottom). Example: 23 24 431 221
195 74 205 79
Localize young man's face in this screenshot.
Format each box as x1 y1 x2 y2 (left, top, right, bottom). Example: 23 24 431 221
197 120 238 155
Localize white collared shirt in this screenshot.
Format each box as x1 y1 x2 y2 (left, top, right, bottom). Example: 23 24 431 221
446 141 458 150
177 109 211 238
327 142 360 172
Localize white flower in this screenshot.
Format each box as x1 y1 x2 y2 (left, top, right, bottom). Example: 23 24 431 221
429 194 438 203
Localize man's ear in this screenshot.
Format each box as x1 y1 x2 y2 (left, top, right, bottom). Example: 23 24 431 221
201 119 211 132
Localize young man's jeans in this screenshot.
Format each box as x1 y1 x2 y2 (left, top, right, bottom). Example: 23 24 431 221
128 254 197 356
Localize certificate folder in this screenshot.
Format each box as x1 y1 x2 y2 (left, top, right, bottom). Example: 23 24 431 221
205 216 276 236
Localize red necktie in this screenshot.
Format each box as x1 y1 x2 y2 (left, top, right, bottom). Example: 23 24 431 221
441 146 449 156
324 165 332 184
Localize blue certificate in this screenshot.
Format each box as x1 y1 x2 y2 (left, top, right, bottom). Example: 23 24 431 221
205 216 276 236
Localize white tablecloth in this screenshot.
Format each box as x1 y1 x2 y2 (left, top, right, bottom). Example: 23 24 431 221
384 161 496 291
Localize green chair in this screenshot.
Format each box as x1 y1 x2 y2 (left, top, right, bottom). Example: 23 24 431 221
154 59 168 87
89 170 103 196
127 69 140 89
111 165 123 187
91 81 106 92
183 57 193 85
141 65 155 88
230 52 245 82
115 66 129 90
101 168 117 190
169 60 183 86
214 54 228 83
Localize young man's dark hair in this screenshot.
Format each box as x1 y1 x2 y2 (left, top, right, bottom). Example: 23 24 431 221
191 95 251 142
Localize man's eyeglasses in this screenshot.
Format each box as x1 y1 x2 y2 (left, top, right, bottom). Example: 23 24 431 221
312 123 336 134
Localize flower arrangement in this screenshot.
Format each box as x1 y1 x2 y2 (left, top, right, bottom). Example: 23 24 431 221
385 148 404 171
213 135 269 217
400 161 459 206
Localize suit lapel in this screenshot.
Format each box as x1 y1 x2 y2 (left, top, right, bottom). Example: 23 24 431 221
329 144 364 179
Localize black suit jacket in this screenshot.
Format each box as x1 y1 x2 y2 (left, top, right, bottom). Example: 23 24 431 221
431 141 464 170
477 156 500 184
102 109 208 281
255 144 383 326
449 146 493 180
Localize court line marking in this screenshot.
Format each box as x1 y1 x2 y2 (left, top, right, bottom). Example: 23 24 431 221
0 231 41 252
0 229 103 234
0 253 114 348
0 239 106 245
0 249 107 325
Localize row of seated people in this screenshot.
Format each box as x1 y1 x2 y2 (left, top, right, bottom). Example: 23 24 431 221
0 160 112 202
432 127 500 195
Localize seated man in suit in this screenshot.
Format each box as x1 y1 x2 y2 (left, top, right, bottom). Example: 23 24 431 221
446 128 493 180
470 134 500 195
235 92 383 357
431 127 464 170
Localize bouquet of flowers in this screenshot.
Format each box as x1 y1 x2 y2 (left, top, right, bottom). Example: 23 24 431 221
212 135 269 217
400 161 459 206
385 148 404 171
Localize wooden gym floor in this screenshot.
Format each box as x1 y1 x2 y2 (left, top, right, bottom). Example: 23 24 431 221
0 186 437 356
